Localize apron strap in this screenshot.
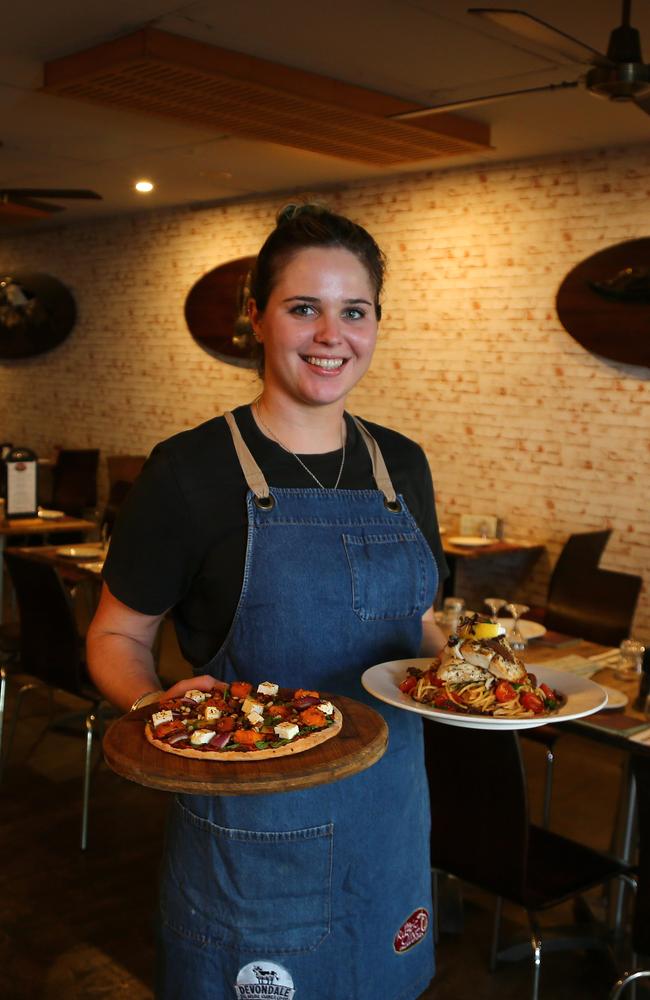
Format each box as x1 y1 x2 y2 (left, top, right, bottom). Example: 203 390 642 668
351 416 399 507
224 411 272 502
225 409 400 509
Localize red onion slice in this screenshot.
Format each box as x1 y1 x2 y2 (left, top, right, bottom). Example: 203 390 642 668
294 696 320 709
210 732 231 750
166 731 190 745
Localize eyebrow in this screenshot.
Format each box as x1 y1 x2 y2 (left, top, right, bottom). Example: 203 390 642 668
282 295 373 306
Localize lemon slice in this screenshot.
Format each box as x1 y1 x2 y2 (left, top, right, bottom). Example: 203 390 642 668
470 621 503 639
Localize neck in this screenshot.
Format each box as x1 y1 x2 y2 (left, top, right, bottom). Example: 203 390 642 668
253 394 345 454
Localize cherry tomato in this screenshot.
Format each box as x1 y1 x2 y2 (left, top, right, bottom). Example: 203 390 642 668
521 692 545 714
433 691 453 709
399 676 418 693
494 681 516 703
539 683 556 701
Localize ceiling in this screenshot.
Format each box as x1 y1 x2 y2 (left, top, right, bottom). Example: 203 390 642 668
2 0 650 230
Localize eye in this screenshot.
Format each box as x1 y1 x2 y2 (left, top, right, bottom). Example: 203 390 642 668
343 307 366 320
289 303 317 317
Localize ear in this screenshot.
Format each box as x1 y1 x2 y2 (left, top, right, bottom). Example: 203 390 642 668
248 299 263 342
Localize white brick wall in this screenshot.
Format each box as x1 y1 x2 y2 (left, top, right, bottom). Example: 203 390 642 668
1 143 648 640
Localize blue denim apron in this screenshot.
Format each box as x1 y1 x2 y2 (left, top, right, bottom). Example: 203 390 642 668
157 412 438 1000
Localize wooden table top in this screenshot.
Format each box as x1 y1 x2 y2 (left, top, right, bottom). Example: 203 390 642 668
104 694 388 796
8 544 105 582
0 515 96 536
442 536 545 559
524 638 648 752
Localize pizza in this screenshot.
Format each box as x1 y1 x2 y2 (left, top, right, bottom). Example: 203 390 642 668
144 680 343 761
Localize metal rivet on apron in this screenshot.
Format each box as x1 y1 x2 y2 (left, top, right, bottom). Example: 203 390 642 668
384 498 402 513
254 494 276 510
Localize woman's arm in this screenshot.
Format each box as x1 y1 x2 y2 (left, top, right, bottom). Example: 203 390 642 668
420 606 447 657
86 583 221 713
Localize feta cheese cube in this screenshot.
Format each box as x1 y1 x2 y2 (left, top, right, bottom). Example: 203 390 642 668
152 709 173 728
247 710 264 726
257 681 279 697
204 705 222 721
318 701 334 716
185 689 208 703
190 729 215 746
274 721 299 741
242 697 264 716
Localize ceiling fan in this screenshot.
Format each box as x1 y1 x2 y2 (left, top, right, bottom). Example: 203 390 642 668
394 0 650 121
0 188 102 223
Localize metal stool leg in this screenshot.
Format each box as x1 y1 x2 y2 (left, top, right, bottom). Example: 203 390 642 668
542 747 554 829
4 681 42 767
490 897 503 971
610 969 650 999
529 915 542 1000
81 712 96 851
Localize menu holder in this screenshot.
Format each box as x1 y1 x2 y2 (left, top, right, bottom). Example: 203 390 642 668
5 446 38 518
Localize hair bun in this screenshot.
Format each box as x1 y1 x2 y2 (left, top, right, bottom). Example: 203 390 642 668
275 201 328 227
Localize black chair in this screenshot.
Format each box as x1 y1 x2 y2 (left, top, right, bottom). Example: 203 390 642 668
424 720 632 1000
610 751 650 998
100 454 145 540
545 530 642 648
51 448 100 517
524 530 642 827
1 550 109 850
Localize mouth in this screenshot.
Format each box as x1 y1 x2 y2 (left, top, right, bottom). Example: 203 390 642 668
301 355 348 372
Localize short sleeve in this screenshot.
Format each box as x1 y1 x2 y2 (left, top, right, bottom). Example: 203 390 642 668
102 444 203 615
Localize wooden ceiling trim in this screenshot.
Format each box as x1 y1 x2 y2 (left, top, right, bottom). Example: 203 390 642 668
42 28 491 166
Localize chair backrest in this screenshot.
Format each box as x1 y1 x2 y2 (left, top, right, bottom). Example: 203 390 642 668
4 551 83 693
106 454 145 491
631 752 650 955
423 722 529 901
546 530 642 646
51 448 100 516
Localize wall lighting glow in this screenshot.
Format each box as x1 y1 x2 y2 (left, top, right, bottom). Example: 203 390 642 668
134 179 154 193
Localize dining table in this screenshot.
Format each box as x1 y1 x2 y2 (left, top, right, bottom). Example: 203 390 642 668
440 535 545 599
0 516 98 623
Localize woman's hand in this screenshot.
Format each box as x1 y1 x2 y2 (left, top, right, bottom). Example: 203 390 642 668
163 674 227 700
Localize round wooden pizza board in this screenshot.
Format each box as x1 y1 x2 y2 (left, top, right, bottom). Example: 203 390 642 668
103 693 388 795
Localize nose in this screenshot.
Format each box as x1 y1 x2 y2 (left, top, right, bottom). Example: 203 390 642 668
313 309 342 344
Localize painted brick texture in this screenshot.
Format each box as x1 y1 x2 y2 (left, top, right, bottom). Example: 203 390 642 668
1 144 648 640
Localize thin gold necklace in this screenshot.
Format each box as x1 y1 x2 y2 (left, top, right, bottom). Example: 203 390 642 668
254 401 346 489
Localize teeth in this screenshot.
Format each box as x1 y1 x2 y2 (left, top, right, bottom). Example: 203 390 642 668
304 356 344 369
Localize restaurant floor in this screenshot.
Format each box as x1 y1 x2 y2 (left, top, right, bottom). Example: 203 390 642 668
0 630 645 999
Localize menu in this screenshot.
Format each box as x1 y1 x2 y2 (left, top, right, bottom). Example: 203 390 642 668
6 448 38 517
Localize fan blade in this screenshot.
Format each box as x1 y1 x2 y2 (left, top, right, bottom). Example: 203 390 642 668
392 80 579 120
468 8 613 68
3 195 65 213
0 188 102 200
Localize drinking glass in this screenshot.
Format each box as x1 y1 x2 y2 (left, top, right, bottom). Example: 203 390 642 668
442 597 465 634
504 602 530 651
617 639 645 679
484 596 506 623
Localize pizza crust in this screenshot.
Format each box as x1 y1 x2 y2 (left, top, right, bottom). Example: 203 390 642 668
145 706 343 761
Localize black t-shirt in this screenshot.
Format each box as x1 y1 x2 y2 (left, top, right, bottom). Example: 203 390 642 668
103 404 448 668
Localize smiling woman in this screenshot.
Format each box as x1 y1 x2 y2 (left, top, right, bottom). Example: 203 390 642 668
87 202 449 1000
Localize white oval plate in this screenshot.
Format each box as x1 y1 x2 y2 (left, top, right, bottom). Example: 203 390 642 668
56 545 105 560
595 684 628 711
447 535 495 547
497 618 546 641
361 658 607 731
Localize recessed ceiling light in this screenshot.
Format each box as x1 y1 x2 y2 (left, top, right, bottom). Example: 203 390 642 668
134 179 154 193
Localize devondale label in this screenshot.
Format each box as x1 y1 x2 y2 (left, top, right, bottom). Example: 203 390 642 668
234 962 296 999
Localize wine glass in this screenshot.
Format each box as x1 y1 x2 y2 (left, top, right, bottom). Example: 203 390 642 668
484 596 506 623
504 602 530 651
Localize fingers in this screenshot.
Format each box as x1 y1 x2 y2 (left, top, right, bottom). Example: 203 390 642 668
163 675 226 699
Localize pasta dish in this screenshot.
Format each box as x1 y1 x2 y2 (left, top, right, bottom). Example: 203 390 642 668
400 615 562 718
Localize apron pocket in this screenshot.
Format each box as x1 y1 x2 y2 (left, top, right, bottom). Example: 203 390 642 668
161 797 333 955
343 532 428 621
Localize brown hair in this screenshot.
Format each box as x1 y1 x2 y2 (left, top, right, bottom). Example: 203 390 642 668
250 203 386 374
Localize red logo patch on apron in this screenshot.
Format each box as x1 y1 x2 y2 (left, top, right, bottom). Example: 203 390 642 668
393 907 429 953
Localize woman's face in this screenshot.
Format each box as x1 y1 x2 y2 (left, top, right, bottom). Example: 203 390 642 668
249 246 378 410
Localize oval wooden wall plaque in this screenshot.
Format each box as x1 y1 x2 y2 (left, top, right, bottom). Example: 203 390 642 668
185 255 258 369
556 239 650 368
0 272 76 360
